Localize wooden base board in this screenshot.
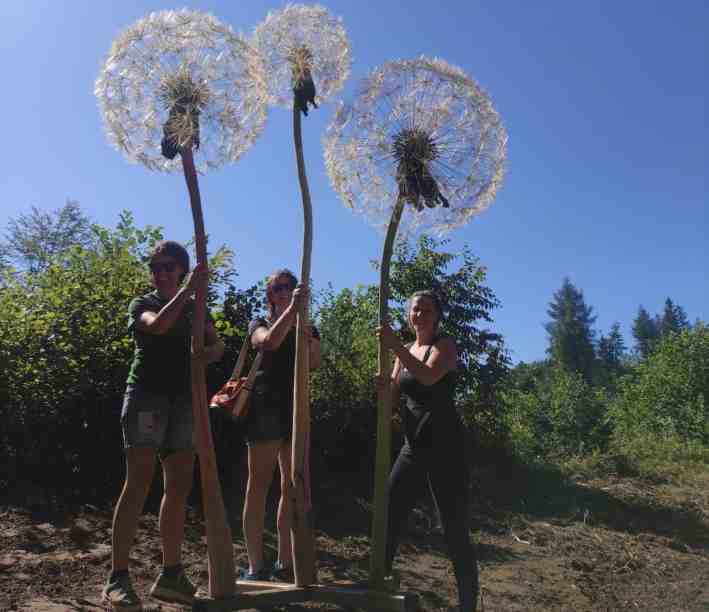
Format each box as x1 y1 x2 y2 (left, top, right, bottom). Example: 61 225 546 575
193 579 418 611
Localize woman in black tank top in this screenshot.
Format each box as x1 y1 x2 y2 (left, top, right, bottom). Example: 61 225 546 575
378 290 479 611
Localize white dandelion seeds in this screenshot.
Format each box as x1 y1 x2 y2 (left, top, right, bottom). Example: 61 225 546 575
95 9 268 173
324 56 507 236
252 4 351 113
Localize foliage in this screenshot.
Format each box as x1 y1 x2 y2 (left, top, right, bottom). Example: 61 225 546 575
503 366 609 461
310 284 380 467
545 277 596 382
632 305 660 360
595 322 627 387
1 200 95 274
659 297 689 336
0 213 158 495
609 323 709 448
632 299 690 360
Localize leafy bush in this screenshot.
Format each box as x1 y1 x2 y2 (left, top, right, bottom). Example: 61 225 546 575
0 212 159 497
503 366 609 460
609 324 709 449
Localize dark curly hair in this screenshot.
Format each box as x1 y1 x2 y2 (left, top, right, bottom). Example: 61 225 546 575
148 240 190 281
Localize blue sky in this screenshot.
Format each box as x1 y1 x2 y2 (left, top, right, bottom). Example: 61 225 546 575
1 1 706 363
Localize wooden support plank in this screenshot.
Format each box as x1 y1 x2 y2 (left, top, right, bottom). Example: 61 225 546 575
309 584 418 612
233 578 297 591
194 587 311 611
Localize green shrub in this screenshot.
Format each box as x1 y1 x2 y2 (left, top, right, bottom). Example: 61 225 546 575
609 324 709 448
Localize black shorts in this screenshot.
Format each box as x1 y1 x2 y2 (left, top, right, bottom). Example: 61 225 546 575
244 385 293 445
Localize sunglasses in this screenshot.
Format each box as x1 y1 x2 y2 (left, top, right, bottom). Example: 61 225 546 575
270 282 293 295
149 261 178 274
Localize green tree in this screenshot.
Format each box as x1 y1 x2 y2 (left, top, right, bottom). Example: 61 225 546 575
1 200 95 273
596 322 627 385
545 277 596 382
659 297 689 337
632 305 660 359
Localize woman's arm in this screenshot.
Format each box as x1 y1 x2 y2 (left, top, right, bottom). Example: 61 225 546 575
378 324 457 386
251 284 308 352
135 263 206 335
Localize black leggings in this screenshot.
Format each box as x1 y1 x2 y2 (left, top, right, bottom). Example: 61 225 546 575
385 440 478 611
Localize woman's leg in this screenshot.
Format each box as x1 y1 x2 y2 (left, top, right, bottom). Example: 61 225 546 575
385 445 426 573
111 447 158 571
159 449 195 567
243 439 281 572
276 440 294 567
429 451 478 612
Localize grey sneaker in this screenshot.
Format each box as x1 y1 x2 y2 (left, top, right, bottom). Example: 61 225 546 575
149 567 196 605
102 573 142 611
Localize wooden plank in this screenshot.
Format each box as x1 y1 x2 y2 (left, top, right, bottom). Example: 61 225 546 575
194 587 310 611
310 584 418 612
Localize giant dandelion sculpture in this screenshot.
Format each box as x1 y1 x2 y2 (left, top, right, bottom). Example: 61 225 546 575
324 56 507 588
252 4 351 586
96 9 268 598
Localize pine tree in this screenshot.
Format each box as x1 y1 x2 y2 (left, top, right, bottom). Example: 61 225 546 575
632 305 660 359
597 321 627 385
545 277 596 382
660 297 689 336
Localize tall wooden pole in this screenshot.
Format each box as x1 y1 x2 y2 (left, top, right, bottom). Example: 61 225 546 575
180 147 235 598
291 106 316 586
369 197 405 590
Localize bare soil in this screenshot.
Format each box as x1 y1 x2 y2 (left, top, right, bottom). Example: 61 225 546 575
1 466 708 611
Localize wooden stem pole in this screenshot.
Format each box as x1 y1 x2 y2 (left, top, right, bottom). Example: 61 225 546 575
370 197 405 589
291 106 316 586
180 147 235 598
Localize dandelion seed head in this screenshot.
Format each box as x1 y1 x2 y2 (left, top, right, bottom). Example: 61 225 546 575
95 9 268 173
324 56 507 235
252 4 351 110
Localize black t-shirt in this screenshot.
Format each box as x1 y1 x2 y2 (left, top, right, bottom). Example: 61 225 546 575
126 291 210 395
248 317 320 399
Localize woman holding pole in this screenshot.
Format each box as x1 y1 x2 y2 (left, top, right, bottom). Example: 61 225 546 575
240 269 321 582
377 290 479 612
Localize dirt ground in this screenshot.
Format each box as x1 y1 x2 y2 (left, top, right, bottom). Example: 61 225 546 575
1 467 708 612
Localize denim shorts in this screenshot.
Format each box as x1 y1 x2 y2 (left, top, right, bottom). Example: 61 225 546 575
121 386 194 456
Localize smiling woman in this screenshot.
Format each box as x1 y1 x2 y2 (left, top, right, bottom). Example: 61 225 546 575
376 289 479 611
